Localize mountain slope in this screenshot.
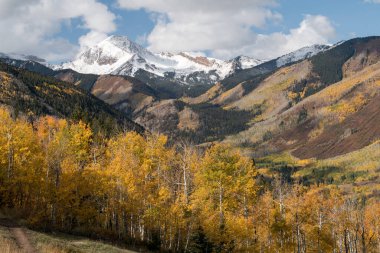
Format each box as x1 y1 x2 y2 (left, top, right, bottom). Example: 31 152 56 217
0 56 55 76
0 62 144 134
184 44 329 106
91 74 159 118
222 36 380 160
219 44 329 91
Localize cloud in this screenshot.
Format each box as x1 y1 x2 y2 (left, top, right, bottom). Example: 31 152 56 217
212 15 336 59
117 0 335 59
0 0 336 62
0 0 116 61
364 0 380 3
117 0 282 52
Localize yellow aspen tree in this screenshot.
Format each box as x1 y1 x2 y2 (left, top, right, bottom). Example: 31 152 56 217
192 144 257 252
0 108 43 213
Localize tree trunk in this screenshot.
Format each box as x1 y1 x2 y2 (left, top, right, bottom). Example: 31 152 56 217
7 133 14 179
219 181 224 230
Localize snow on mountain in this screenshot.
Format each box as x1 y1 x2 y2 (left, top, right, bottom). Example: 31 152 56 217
57 35 264 85
276 44 330 67
0 52 56 69
56 36 331 86
0 52 47 63
228 56 266 73
58 35 151 74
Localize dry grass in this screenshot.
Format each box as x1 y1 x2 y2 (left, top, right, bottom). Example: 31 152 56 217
39 245 67 253
293 141 380 193
213 83 245 106
229 60 311 115
0 237 21 253
223 61 313 146
27 229 137 253
1 213 136 253
177 106 200 131
317 140 380 173
0 224 21 253
254 143 380 197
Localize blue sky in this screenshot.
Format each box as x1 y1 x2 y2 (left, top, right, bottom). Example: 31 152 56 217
1 0 380 62
102 0 380 44
59 3 155 46
276 0 380 39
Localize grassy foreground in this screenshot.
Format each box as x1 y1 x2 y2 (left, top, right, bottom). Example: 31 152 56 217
0 222 138 253
0 226 19 253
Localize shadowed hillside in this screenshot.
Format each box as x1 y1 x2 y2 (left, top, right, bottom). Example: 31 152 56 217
0 62 144 135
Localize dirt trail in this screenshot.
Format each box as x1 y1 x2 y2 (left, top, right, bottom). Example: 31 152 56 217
0 218 36 253
10 227 36 253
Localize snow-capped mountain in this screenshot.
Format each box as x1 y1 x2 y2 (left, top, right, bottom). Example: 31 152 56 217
55 36 330 87
57 35 263 85
0 52 58 70
0 52 47 63
276 44 330 67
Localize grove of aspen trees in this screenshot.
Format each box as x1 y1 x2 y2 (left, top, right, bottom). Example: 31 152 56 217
0 106 379 252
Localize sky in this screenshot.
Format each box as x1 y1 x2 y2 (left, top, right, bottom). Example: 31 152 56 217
0 0 380 62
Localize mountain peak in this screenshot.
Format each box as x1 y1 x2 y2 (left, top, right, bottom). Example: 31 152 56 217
57 36 239 80
60 35 156 75
106 34 130 41
57 34 327 86
96 35 148 56
103 35 139 49
228 55 265 72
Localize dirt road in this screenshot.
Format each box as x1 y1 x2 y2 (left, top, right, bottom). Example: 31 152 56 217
0 218 36 253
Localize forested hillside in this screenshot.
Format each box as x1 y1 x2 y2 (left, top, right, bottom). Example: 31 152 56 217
0 62 143 135
0 107 379 252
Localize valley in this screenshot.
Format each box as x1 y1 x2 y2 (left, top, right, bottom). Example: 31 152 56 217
1 35 380 252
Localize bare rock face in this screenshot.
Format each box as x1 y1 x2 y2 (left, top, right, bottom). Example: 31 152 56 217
80 48 119 66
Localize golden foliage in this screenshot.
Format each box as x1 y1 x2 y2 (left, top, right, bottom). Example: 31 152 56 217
0 106 379 252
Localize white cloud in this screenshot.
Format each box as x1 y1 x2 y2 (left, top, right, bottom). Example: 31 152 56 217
213 15 336 59
364 0 380 3
0 0 116 61
78 31 110 50
117 0 335 60
0 0 336 62
117 0 282 53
